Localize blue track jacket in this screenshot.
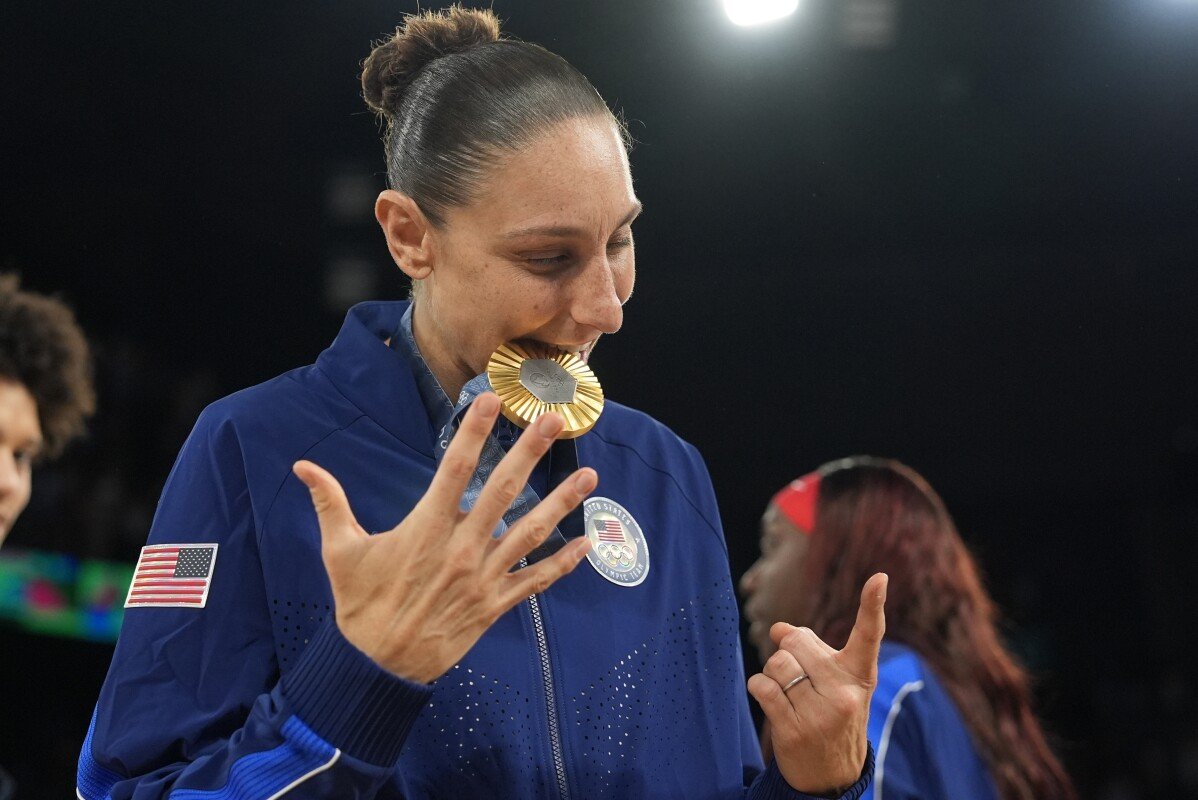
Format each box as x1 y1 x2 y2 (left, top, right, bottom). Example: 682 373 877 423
863 642 998 800
78 302 872 799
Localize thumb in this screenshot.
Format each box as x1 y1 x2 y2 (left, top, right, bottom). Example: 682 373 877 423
842 572 888 680
293 460 366 549
769 621 798 649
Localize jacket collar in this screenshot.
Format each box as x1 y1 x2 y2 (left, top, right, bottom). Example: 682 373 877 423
315 300 437 458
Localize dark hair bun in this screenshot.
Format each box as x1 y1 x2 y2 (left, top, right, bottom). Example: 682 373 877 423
362 5 502 120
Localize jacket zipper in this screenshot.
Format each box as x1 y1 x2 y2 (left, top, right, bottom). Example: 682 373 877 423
523 558 570 800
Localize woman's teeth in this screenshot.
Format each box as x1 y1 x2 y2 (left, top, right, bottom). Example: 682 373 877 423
525 339 590 359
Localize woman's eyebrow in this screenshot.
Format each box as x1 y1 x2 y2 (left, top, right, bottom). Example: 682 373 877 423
7 432 43 456
504 201 643 239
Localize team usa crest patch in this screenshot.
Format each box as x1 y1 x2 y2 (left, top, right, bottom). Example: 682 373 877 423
124 543 219 608
582 497 649 587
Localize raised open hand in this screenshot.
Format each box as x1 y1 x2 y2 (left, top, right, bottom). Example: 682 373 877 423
292 392 594 683
747 573 888 795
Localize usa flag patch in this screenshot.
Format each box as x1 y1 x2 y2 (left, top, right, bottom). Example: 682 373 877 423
124 543 219 608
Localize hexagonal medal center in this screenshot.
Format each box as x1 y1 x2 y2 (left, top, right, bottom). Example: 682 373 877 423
519 359 577 404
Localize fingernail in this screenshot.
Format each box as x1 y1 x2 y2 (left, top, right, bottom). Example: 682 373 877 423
476 394 498 415
573 469 597 492
573 538 592 558
537 413 563 436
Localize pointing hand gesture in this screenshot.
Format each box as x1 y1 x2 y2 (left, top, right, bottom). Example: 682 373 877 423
747 573 888 795
293 392 594 683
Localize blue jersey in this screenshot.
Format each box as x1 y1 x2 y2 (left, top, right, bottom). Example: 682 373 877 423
77 301 872 799
863 642 998 800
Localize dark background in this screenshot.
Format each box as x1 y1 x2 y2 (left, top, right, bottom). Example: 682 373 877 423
3 0 1197 796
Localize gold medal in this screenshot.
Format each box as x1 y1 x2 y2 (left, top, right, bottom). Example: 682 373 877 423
486 342 604 439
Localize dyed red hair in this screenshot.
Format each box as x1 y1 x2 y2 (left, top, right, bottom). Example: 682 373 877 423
800 457 1076 800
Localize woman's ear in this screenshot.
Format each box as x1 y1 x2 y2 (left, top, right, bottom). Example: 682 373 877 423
375 190 435 280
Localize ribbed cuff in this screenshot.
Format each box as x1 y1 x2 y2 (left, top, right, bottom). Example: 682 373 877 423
751 743 875 800
282 617 433 767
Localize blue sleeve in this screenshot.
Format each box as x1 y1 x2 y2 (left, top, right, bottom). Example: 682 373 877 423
862 654 999 800
865 717 923 800
76 408 431 798
864 696 939 800
747 748 874 800
675 442 875 800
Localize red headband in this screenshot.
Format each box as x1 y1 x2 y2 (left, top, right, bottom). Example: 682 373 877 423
771 471 822 535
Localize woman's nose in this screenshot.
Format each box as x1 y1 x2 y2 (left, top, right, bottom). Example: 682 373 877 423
739 562 760 597
570 258 624 335
0 450 21 496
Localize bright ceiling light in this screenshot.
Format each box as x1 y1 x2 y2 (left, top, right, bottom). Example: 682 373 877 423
724 0 799 26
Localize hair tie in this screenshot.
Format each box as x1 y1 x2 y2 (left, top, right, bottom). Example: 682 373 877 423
771 471 821 534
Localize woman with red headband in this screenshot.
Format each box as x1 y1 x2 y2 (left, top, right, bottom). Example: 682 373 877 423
740 456 1077 800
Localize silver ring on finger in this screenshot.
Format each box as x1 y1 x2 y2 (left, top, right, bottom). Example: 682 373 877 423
780 673 809 693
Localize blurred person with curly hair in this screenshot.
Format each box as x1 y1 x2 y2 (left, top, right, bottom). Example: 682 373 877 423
0 274 95 546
